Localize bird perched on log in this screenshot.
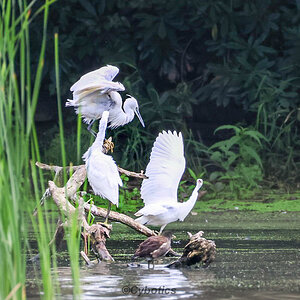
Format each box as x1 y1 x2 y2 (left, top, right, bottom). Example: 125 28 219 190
135 130 204 233
167 231 216 268
66 65 145 134
82 110 122 225
132 231 174 268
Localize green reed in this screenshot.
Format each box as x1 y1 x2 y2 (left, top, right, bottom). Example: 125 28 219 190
0 0 68 299
54 32 82 298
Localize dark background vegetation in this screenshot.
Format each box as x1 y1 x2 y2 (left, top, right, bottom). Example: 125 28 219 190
32 0 299 194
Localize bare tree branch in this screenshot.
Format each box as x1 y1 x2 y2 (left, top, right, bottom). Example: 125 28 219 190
36 161 147 179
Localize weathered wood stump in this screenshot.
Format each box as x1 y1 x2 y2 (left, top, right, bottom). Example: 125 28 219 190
167 231 216 268
87 224 113 261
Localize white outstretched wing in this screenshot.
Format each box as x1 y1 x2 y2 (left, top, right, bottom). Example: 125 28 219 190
70 65 125 100
70 65 119 91
141 131 186 205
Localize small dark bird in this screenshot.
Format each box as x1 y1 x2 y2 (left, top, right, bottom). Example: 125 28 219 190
132 231 173 268
167 231 216 268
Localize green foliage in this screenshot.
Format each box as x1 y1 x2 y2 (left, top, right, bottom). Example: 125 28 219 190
87 174 143 213
118 175 142 213
34 0 298 185
27 0 299 193
42 125 94 165
207 125 268 197
255 86 300 185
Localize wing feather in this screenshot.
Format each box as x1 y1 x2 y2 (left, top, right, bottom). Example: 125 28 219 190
70 65 125 100
141 131 185 205
70 65 120 91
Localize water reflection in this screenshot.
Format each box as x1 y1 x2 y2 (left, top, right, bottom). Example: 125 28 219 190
26 212 300 299
50 262 212 299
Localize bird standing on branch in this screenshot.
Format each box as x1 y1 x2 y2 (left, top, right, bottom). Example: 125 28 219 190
82 110 122 225
135 130 204 233
66 65 145 134
132 231 174 268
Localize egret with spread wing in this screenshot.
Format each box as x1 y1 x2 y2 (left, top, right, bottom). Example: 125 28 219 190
83 110 122 224
135 131 203 233
66 65 145 133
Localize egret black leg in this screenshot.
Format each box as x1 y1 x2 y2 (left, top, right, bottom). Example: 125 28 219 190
104 202 111 225
87 120 96 136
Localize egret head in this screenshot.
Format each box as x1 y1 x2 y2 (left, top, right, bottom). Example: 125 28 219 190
124 95 145 127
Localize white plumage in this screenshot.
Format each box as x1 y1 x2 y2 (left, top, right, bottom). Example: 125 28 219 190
135 130 203 233
70 65 122 93
83 111 122 207
66 65 145 130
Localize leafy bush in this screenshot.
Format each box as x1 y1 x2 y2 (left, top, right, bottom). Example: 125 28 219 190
33 0 300 186
207 125 268 197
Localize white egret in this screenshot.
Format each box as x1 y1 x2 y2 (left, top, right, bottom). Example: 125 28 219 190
135 130 203 233
82 110 122 224
66 65 145 133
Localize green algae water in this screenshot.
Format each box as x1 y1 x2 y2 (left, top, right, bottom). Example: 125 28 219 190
26 211 300 299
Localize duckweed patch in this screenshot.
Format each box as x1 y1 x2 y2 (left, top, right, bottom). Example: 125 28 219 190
195 190 300 212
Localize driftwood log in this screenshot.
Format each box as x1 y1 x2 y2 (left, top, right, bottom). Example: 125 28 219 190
36 161 156 262
36 148 208 265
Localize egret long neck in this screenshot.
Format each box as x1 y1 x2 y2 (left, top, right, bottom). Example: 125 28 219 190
109 102 134 128
93 111 109 148
178 186 199 221
123 104 134 122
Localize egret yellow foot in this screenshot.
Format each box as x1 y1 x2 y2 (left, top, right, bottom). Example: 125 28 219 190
102 137 114 153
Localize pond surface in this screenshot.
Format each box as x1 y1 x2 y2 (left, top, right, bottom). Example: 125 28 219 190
27 211 300 299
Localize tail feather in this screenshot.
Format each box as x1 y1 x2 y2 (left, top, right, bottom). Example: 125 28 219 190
65 99 76 107
135 216 148 225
